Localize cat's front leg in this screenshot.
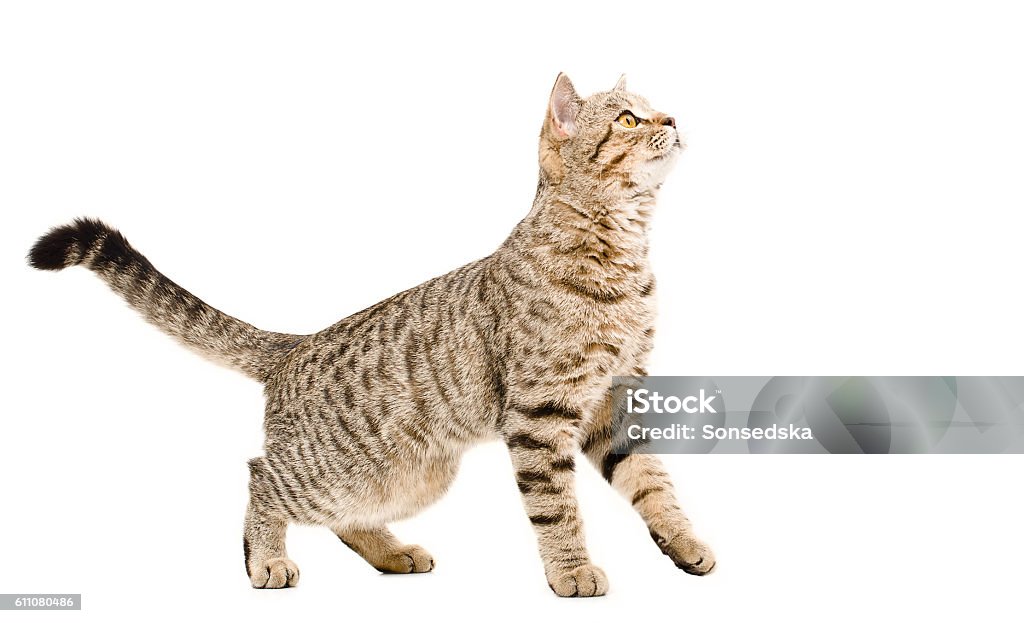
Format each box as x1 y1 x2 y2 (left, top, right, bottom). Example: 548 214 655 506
503 404 608 597
582 402 717 576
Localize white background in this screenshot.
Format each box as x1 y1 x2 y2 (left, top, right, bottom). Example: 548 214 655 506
2 1 1022 621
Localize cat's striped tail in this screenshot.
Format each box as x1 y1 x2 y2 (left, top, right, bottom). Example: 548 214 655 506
28 218 307 382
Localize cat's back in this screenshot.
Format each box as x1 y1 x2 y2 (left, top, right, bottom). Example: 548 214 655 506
261 255 504 448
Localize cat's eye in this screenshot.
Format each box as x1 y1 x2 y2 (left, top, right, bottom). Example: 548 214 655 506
617 112 638 128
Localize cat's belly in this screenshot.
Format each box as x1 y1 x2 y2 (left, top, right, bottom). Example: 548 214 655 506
370 451 463 521
264 443 465 528
338 450 463 525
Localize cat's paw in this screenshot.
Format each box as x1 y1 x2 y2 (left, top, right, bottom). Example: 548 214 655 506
250 557 300 589
547 564 609 597
660 533 716 576
375 545 435 574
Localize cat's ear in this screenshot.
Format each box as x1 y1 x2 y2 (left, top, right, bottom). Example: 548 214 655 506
547 73 582 139
613 74 628 92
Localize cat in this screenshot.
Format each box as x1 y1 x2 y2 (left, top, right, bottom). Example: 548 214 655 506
28 73 715 597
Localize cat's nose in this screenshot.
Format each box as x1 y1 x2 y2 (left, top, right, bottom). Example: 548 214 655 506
661 117 676 128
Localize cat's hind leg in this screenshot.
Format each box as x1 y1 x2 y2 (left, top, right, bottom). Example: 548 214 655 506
335 526 435 574
244 459 300 588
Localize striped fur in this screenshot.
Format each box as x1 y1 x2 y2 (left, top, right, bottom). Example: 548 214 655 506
28 74 714 596
28 218 304 381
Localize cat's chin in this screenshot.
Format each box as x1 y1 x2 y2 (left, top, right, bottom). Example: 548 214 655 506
632 147 680 191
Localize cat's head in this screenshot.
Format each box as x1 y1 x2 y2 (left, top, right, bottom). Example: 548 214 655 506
539 73 683 195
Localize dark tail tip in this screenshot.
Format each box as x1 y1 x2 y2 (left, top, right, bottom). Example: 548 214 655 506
28 218 116 271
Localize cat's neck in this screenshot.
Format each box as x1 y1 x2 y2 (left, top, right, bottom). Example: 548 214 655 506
505 178 656 294
531 177 655 252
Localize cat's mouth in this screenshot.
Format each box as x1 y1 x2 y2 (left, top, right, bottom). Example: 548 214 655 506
650 138 683 162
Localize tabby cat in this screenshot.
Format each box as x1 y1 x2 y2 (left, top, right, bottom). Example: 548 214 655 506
28 74 715 597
